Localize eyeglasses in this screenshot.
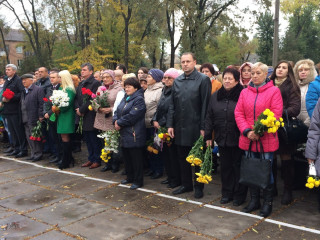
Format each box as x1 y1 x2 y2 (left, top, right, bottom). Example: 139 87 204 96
102 76 112 79
163 77 173 80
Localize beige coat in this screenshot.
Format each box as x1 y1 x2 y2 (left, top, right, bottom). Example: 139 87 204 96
94 81 122 131
144 82 163 128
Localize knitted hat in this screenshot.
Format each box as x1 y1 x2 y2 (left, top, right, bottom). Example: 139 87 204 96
102 69 115 80
164 68 180 79
148 69 164 82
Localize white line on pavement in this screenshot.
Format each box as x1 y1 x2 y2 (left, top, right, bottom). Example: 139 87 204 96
1 156 320 235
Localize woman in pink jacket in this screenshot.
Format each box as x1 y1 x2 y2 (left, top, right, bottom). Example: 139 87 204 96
235 62 283 218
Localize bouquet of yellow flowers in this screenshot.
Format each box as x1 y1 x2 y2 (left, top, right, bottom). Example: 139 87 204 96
186 136 204 166
196 145 213 184
157 127 172 147
305 163 319 189
253 109 284 136
98 130 120 163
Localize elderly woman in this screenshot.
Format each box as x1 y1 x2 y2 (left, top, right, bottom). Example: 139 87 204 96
93 70 122 173
305 99 320 213
235 62 283 217
294 59 317 127
152 68 181 188
113 77 146 190
239 62 253 87
205 68 246 206
269 61 301 205
200 63 222 94
145 69 164 179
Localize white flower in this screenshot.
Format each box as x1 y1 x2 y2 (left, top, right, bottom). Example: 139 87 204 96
49 90 70 108
98 130 120 153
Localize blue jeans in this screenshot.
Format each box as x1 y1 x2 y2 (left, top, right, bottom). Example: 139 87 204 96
245 151 274 184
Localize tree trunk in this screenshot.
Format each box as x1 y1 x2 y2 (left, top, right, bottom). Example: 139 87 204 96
159 41 165 70
0 26 9 64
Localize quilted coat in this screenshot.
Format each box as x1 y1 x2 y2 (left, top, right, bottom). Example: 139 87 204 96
235 79 283 152
305 98 320 176
306 75 320 118
144 82 163 128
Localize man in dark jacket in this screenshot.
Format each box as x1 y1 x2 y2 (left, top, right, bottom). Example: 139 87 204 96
167 52 211 198
21 74 44 161
2 64 28 158
75 63 102 169
43 71 61 164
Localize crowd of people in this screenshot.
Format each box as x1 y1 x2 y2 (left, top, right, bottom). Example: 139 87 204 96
1 52 320 218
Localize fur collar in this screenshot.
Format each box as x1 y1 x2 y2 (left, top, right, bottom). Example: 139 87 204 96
217 83 243 101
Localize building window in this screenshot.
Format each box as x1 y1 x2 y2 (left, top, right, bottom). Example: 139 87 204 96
17 59 23 67
16 46 23 54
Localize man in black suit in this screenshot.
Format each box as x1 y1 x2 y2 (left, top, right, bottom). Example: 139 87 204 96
21 74 44 161
2 64 27 158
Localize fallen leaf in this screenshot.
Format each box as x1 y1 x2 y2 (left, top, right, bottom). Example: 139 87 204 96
252 228 258 233
151 206 158 208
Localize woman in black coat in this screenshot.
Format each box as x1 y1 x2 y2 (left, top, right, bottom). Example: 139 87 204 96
270 60 301 205
113 77 146 190
205 68 246 206
152 68 181 188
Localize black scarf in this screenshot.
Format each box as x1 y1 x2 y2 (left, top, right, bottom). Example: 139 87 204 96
217 83 243 102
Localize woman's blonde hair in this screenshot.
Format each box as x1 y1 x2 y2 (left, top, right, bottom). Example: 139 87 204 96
59 70 75 92
122 73 136 81
251 62 268 73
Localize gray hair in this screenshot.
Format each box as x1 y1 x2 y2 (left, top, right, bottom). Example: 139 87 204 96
6 64 17 71
81 63 94 72
252 62 268 73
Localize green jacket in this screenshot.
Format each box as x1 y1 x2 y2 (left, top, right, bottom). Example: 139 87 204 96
57 87 76 134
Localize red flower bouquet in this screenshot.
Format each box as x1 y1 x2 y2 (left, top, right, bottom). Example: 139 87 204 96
2 89 14 100
77 88 93 134
30 120 45 142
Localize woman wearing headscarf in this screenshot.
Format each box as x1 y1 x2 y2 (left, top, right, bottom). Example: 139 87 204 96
235 62 283 217
93 70 122 173
269 60 301 205
205 68 247 206
152 68 181 188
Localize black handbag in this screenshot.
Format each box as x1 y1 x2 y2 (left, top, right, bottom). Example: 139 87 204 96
239 140 271 189
278 109 308 145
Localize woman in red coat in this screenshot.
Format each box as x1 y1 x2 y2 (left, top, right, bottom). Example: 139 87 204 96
235 62 283 217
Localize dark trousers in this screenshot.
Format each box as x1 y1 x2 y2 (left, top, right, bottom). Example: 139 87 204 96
6 114 27 153
219 146 247 200
83 130 102 163
146 128 163 174
177 145 203 190
24 123 42 158
162 143 181 185
48 121 62 158
122 147 144 185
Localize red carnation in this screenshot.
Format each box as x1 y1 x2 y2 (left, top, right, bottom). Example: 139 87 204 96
36 137 41 141
81 87 86 95
97 92 101 96
43 97 48 102
29 136 33 140
3 89 15 100
85 89 92 96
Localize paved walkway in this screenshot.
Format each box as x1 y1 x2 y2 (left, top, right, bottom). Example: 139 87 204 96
0 149 320 239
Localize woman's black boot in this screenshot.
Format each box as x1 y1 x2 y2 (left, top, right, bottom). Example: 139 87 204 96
260 184 273 217
59 142 71 170
242 187 261 213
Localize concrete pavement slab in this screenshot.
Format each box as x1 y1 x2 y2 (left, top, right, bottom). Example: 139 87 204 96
170 206 259 239
0 214 49 240
52 177 109 196
0 172 16 184
25 172 81 188
121 194 200 222
132 224 212 239
0 181 39 199
237 221 320 240
62 209 155 240
0 160 26 172
84 186 153 208
0 189 70 212
0 206 13 219
0 165 51 180
31 230 75 240
26 198 109 227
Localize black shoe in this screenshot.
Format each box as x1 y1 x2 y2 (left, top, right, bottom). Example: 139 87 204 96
100 165 112 172
259 202 272 217
121 170 127 175
121 179 133 184
6 150 20 156
3 147 13 153
26 157 34 160
172 186 193 195
151 172 163 179
220 197 233 204
32 156 42 162
15 152 28 158
242 199 261 213
194 188 204 199
56 160 62 166
130 183 142 190
167 183 181 189
161 179 170 184
233 199 245 206
49 157 60 163
281 189 293 205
